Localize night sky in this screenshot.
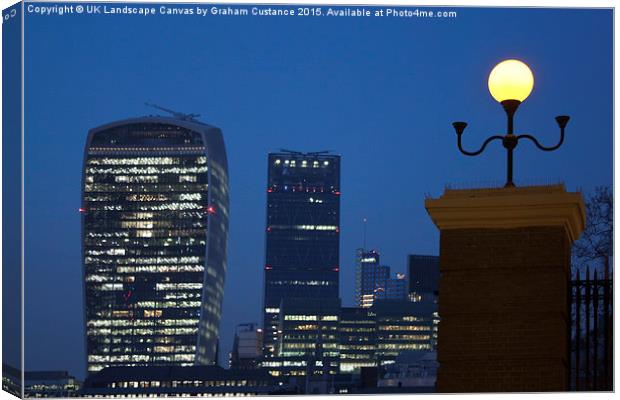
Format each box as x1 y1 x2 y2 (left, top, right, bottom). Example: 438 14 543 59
20 5 612 379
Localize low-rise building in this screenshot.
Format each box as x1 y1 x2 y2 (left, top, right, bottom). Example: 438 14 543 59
80 365 279 397
229 323 263 369
379 351 438 388
3 364 81 398
262 298 341 379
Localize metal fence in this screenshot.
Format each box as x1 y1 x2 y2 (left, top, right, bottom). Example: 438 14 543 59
570 267 613 391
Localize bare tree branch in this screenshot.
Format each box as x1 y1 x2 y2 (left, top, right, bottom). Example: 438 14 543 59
572 186 613 275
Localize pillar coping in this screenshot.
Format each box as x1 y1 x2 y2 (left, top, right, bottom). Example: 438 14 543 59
425 184 586 242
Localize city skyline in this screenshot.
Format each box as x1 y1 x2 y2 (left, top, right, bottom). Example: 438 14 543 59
19 5 612 381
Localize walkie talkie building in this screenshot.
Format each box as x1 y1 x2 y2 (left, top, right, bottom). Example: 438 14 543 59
81 116 229 374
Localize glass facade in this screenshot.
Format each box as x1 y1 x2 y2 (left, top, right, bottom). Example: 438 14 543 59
384 275 407 302
82 117 229 374
262 152 341 356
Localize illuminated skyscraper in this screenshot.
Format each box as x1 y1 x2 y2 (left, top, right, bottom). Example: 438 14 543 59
355 249 384 307
81 115 229 374
262 151 341 356
356 249 408 307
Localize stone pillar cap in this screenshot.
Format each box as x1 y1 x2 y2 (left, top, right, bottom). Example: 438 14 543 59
425 184 586 242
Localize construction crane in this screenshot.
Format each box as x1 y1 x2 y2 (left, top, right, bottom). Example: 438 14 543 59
279 149 303 155
144 102 201 121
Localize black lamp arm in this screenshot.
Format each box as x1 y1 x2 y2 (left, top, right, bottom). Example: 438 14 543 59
516 115 569 152
457 133 504 157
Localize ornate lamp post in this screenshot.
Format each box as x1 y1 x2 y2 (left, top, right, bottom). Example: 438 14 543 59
453 59 569 187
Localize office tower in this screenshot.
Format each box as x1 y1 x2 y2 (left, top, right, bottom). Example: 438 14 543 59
355 249 385 307
82 115 229 373
262 300 438 380
374 301 437 366
356 249 406 307
339 308 377 373
408 255 439 302
339 302 436 375
230 324 263 370
262 298 341 378
262 151 341 356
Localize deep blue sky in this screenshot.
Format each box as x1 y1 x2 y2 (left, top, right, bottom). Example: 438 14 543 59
21 4 612 379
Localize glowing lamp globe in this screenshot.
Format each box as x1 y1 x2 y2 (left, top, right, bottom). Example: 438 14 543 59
488 59 534 103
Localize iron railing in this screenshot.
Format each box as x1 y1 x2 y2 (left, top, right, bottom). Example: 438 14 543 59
570 267 613 391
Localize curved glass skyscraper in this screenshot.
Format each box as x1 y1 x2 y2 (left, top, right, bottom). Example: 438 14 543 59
81 116 229 374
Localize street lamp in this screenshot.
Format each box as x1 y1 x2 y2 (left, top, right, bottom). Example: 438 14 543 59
453 59 569 187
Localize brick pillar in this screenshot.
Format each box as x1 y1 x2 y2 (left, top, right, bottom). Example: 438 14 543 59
425 185 585 392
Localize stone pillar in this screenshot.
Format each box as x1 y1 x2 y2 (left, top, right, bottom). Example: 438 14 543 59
425 185 585 392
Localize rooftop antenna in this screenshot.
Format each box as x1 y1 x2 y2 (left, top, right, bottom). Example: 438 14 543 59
363 218 368 249
145 102 201 121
